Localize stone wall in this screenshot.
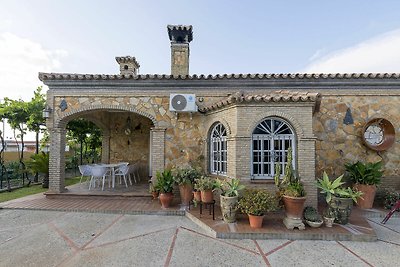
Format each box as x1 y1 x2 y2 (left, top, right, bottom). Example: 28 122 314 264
314 95 400 190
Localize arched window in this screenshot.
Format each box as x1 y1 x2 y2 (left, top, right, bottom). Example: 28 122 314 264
210 123 227 175
251 117 295 179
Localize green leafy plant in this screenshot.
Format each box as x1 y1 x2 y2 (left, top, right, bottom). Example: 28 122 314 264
274 147 306 197
194 176 215 191
383 190 400 210
345 161 383 185
238 189 279 216
172 166 202 186
303 206 322 222
154 169 174 193
213 178 245 197
323 207 335 218
26 152 49 188
316 171 363 203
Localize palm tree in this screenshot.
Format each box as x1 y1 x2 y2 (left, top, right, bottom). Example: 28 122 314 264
26 152 49 188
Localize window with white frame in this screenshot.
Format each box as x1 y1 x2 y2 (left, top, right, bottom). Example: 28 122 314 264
251 117 295 179
210 123 227 175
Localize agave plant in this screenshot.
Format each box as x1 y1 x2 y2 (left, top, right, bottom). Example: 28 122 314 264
316 171 362 203
214 178 245 197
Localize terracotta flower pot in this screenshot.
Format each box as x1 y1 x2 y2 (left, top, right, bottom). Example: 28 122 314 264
201 190 214 203
179 184 193 206
151 191 159 200
193 191 201 202
220 195 238 223
159 192 174 209
248 214 264 228
353 184 376 209
282 195 306 219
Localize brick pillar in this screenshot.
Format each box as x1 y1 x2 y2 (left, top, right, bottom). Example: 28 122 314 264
101 130 110 163
233 136 252 180
49 127 67 193
298 138 317 207
150 127 166 178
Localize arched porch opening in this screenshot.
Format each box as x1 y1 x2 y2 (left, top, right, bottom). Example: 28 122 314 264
48 106 165 193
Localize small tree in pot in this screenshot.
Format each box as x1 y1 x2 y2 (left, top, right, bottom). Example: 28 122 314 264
173 166 202 206
238 189 279 228
345 161 382 209
154 170 175 209
214 178 245 223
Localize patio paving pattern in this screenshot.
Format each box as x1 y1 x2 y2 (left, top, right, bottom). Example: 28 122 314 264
0 208 399 266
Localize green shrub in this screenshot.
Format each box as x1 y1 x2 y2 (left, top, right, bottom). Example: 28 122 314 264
238 189 279 216
345 161 383 185
383 190 400 210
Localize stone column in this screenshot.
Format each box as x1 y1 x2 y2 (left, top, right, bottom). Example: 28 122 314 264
48 127 67 193
297 137 317 207
150 127 166 178
101 130 110 163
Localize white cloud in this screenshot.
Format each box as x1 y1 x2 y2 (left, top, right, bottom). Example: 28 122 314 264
302 29 400 73
0 32 68 101
0 32 68 140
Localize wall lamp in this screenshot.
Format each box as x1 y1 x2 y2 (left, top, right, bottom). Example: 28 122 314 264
42 106 52 119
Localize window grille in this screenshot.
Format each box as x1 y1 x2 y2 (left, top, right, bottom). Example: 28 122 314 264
251 118 295 179
210 123 227 175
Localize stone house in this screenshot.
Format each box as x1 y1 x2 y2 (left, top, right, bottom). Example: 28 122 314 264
40 25 400 207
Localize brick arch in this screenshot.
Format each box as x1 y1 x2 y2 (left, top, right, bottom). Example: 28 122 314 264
205 117 232 137
55 104 158 128
246 111 305 138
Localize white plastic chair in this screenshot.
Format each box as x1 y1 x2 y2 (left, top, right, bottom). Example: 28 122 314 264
114 164 129 188
128 163 141 184
89 166 109 191
78 165 92 184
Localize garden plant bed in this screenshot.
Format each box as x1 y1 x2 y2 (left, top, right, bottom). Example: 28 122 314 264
186 204 377 241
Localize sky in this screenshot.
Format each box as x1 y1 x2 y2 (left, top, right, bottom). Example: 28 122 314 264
1 0 400 139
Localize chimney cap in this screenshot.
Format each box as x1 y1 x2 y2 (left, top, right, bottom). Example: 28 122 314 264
115 56 140 68
167 25 193 43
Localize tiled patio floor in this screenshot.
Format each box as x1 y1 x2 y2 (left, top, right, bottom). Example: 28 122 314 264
186 204 378 241
1 184 387 241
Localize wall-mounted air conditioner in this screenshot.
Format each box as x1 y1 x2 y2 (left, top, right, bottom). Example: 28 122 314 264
169 94 197 112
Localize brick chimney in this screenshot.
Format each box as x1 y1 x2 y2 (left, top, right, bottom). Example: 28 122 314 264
167 25 193 77
115 56 140 75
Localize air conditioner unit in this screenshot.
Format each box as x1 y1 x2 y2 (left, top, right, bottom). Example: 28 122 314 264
169 94 197 112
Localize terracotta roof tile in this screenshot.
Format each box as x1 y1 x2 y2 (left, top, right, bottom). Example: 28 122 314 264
38 72 400 82
198 90 320 112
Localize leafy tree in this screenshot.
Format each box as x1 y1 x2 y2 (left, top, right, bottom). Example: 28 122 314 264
26 87 46 182
1 97 30 185
67 118 102 166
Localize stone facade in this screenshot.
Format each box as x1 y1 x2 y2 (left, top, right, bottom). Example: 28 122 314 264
314 94 400 190
39 25 400 207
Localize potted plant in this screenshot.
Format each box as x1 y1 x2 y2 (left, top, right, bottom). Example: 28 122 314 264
323 208 335 227
154 169 175 208
238 189 279 228
195 176 215 203
173 166 201 206
148 180 159 200
316 171 363 224
303 206 323 228
345 161 383 209
274 147 306 229
214 178 245 223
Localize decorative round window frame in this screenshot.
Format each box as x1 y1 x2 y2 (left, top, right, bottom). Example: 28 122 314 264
362 118 395 151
